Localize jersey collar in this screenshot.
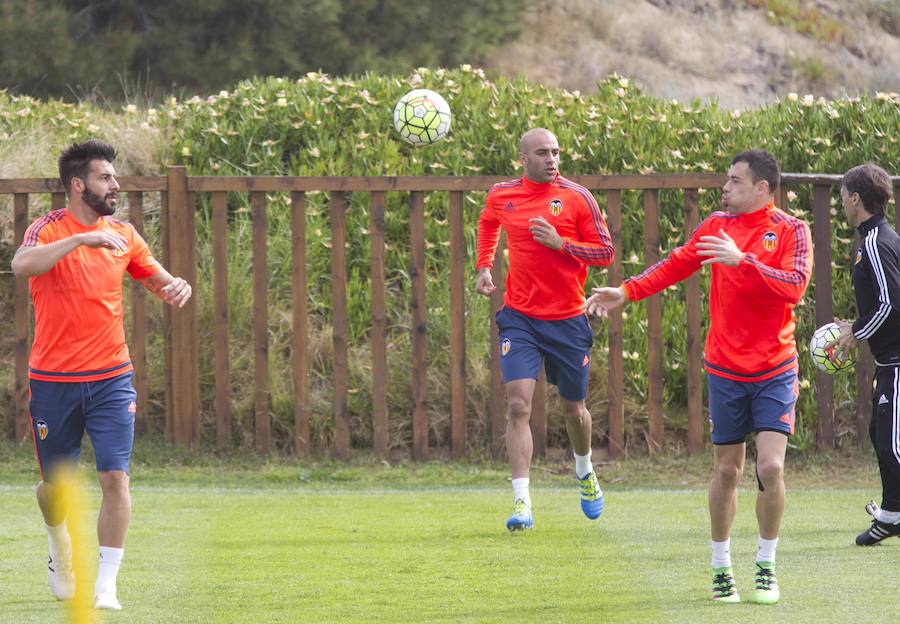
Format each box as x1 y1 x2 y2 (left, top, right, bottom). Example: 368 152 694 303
857 214 888 236
521 173 559 192
736 201 776 225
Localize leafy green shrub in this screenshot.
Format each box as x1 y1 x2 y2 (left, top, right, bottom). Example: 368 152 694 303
2 70 898 453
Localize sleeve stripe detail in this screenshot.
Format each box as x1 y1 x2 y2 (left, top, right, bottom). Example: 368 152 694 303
745 221 810 284
793 221 809 274
488 178 523 192
770 212 810 275
856 303 892 339
563 240 612 261
22 210 66 247
745 255 806 283
628 256 671 283
857 229 892 338
557 180 613 256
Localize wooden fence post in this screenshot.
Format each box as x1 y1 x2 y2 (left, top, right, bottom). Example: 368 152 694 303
643 190 663 453
410 191 428 460
684 189 703 453
166 166 199 446
606 190 625 459
369 192 388 456
490 235 506 459
449 191 467 458
331 192 350 457
252 191 270 454
13 194 30 442
812 184 834 449
212 191 231 448
292 192 310 455
129 193 149 434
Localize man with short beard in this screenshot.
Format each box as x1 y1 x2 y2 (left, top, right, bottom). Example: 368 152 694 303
586 150 813 605
11 140 192 611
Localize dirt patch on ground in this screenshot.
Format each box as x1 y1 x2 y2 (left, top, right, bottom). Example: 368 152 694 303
484 0 900 108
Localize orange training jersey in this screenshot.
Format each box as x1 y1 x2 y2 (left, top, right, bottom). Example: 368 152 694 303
477 174 614 320
622 203 812 382
22 208 162 382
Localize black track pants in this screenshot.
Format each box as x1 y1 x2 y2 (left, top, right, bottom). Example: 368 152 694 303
871 365 900 511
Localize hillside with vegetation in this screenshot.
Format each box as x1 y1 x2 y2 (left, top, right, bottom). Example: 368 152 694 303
486 0 900 109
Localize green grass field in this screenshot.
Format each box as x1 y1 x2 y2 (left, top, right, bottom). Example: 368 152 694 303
0 443 897 623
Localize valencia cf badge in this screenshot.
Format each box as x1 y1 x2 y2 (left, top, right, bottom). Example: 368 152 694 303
36 420 49 441
110 246 128 258
762 231 777 252
501 339 511 356
855 249 862 265
549 199 563 217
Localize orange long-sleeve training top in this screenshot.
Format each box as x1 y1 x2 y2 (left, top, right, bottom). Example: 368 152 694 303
477 174 614 320
623 203 812 382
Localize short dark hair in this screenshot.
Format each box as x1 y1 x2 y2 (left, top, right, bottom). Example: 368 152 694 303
731 150 780 194
58 140 117 192
842 163 893 217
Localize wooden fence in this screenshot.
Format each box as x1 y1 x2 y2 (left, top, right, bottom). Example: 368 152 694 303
3 171 898 458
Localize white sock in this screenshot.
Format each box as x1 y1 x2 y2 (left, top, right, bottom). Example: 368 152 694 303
878 509 900 524
711 539 732 569
95 546 124 596
756 536 778 563
45 519 71 557
511 478 531 507
574 451 593 479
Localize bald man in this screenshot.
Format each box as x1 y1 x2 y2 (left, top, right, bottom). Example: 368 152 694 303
475 128 615 531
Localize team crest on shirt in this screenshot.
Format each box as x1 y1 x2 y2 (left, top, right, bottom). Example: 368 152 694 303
549 199 563 217
855 248 863 265
36 420 49 441
109 245 128 258
501 339 511 356
762 231 777 252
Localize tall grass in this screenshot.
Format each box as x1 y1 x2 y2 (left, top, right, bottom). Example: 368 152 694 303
1 71 898 453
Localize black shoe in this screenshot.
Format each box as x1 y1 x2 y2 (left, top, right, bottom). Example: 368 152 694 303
856 519 900 545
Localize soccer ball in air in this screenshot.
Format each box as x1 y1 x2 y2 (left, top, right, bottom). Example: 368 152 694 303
393 89 451 146
809 322 854 374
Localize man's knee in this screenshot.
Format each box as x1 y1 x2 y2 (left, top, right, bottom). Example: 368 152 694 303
715 460 743 487
98 471 130 501
756 456 784 487
506 396 532 421
563 400 588 420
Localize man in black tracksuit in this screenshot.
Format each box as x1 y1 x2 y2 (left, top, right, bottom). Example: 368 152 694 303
832 163 900 545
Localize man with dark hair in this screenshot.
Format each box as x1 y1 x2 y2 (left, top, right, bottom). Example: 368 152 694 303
476 128 614 531
585 150 812 605
11 140 192 610
829 163 900 545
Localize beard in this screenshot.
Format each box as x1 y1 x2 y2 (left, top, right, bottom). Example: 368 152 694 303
82 187 116 216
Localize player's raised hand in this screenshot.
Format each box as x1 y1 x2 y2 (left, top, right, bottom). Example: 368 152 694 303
475 267 497 297
78 230 128 253
696 229 745 266
584 286 626 317
528 217 564 250
160 277 192 308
